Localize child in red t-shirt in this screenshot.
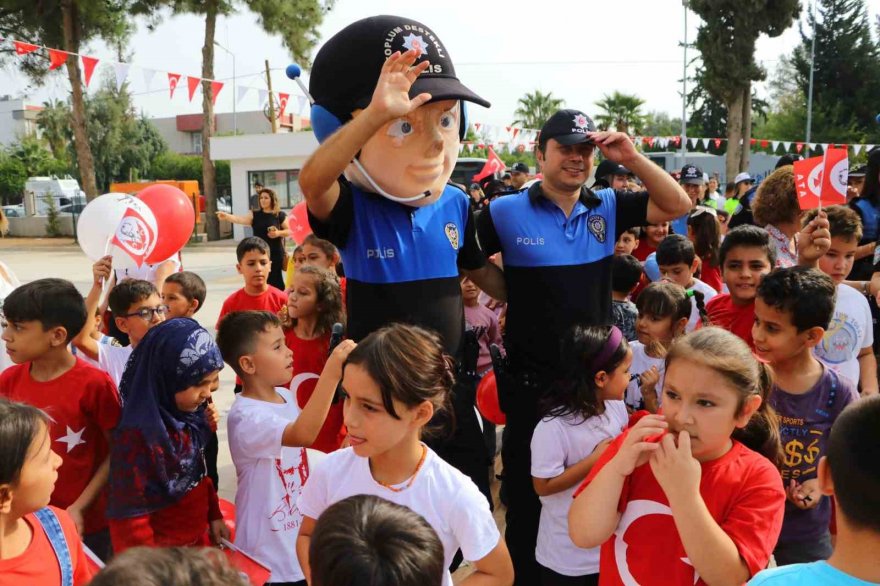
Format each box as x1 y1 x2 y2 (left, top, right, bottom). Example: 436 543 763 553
300 234 347 303
283 266 346 452
570 328 786 586
217 238 288 392
0 399 92 585
0 279 120 562
631 222 669 262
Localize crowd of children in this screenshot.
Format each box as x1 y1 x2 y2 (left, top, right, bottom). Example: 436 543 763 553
2 160 880 586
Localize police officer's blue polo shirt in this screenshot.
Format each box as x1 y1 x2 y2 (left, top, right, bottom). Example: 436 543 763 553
477 182 649 372
308 178 486 355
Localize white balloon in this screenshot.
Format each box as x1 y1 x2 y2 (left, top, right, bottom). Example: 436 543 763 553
77 193 159 270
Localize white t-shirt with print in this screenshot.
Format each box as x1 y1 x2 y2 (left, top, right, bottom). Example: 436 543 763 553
227 388 308 583
815 283 873 385
297 446 500 586
625 341 665 411
686 278 717 332
531 401 628 576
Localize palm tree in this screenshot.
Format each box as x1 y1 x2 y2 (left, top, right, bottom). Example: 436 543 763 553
36 99 71 164
513 90 564 130
594 92 647 134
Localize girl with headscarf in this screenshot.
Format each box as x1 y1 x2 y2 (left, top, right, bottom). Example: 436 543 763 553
106 318 228 552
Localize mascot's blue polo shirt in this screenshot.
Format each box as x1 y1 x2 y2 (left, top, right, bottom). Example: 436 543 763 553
308 178 486 355
477 182 649 372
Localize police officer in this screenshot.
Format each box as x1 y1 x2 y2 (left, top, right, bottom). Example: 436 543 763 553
591 159 632 190
477 108 691 584
509 161 530 190
670 164 704 235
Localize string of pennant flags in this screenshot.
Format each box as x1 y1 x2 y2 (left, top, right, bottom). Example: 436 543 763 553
0 36 311 118
3 34 877 156
460 122 878 157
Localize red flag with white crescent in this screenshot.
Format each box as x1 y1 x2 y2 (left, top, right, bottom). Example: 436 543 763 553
168 73 181 98
794 156 824 210
472 147 506 182
820 146 848 205
13 41 38 56
278 92 289 118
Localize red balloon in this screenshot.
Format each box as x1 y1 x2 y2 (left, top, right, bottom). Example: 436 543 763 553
476 370 506 425
218 497 236 541
289 201 312 244
137 184 195 263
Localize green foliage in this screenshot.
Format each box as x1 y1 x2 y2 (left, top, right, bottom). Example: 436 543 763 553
642 111 683 137
36 99 71 165
594 92 647 134
513 90 564 130
149 151 230 189
43 194 62 237
0 154 28 205
789 0 880 143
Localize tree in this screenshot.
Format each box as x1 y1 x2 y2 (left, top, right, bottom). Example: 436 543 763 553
0 153 28 205
513 90 564 130
143 0 333 241
0 1 133 199
689 0 800 180
790 0 880 144
36 99 71 164
641 111 683 137
594 91 647 134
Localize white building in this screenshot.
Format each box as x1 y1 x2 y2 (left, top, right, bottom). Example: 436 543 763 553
0 96 42 147
152 110 310 155
210 132 319 240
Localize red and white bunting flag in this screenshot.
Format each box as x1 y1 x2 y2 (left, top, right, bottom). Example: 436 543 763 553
472 147 506 182
111 207 156 268
820 147 848 205
142 68 156 91
713 138 722 149
13 41 39 56
210 81 224 105
48 49 68 70
81 56 99 88
167 73 181 98
186 76 200 101
257 89 268 107
296 95 307 115
114 63 129 92
795 142 805 153
278 92 289 117
236 85 250 105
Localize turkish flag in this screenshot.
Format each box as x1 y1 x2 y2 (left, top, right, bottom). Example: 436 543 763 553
219 540 271 585
111 207 156 267
820 146 848 205
81 56 99 88
187 76 200 101
278 92 289 118
13 41 39 56
210 81 224 105
48 49 68 70
794 156 825 210
472 147 506 182
168 72 181 98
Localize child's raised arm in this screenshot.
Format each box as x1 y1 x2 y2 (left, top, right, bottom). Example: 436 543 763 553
569 415 667 548
281 340 356 448
72 256 112 360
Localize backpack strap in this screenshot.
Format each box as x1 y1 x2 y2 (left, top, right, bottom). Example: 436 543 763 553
33 507 73 586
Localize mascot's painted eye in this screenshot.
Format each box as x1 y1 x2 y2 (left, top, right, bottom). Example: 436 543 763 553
439 111 456 130
387 118 414 138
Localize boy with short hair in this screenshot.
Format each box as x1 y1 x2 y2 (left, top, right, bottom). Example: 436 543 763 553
611 254 642 341
706 226 777 349
655 234 718 331
0 278 121 559
753 267 860 566
217 310 353 585
162 271 207 319
73 256 166 387
803 205 879 396
310 494 446 586
748 395 880 585
613 227 640 256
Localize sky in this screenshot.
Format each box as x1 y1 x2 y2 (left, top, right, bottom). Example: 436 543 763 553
2 0 880 134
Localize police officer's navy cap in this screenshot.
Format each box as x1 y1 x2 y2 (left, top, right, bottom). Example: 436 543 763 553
539 109 597 146
680 164 704 185
596 159 631 179
509 162 529 174
850 164 867 177
309 15 490 124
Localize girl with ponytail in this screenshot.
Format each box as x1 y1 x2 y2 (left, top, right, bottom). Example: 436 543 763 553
570 327 786 586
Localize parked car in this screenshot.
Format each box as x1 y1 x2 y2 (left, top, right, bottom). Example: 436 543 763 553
58 203 87 215
2 205 24 218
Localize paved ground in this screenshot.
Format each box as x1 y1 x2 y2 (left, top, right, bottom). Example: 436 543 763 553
0 237 504 581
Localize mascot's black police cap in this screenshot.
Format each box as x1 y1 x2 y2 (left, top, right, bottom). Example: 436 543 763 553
310 15 490 124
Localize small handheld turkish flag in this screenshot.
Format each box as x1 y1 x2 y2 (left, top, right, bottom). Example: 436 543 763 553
794 148 848 210
473 147 506 182
111 207 156 268
794 156 824 210
820 147 848 205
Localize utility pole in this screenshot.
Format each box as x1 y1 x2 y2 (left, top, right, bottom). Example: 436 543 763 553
805 0 817 157
680 0 689 165
265 59 278 134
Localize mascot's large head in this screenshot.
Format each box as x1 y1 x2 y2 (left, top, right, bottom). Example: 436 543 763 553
308 15 490 207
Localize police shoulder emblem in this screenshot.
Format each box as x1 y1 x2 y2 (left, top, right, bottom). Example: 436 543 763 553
587 215 607 243
444 222 460 250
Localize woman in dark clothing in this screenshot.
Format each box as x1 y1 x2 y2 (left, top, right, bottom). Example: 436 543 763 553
217 188 290 291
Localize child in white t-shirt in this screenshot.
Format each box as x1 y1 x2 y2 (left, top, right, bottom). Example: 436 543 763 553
296 324 514 586
217 310 354 585
655 234 716 331
531 325 630 583
625 282 691 412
